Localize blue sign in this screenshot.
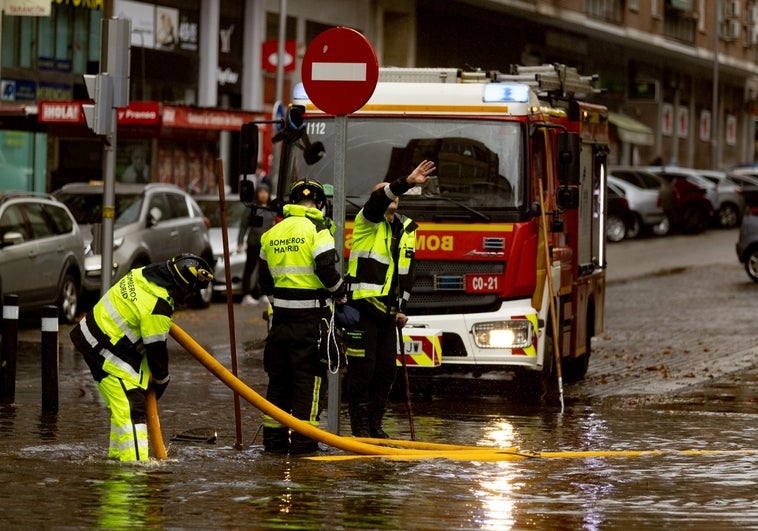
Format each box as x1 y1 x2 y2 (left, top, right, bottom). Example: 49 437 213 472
272 100 284 134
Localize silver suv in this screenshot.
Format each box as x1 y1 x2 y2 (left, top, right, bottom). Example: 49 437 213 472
55 182 214 307
0 192 84 323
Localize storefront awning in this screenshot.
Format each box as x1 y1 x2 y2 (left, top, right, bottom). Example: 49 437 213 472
608 112 655 146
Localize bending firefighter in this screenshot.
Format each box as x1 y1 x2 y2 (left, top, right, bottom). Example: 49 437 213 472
345 160 435 438
70 254 214 461
258 178 345 455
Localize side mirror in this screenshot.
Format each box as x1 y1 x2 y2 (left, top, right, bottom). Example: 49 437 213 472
556 132 580 185
0 230 24 248
148 207 162 227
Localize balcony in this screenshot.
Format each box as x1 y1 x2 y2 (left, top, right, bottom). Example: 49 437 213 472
663 6 697 44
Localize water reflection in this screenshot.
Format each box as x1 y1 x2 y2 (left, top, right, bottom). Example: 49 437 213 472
473 462 518 530
95 466 168 528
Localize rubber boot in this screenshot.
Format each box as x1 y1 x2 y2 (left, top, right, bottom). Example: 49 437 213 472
262 427 289 454
349 402 371 438
368 405 389 439
289 433 319 456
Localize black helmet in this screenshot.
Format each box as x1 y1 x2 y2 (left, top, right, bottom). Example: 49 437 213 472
167 253 214 291
288 178 327 205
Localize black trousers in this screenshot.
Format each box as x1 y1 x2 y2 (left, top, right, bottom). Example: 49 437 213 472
241 243 262 298
263 317 326 451
346 309 397 409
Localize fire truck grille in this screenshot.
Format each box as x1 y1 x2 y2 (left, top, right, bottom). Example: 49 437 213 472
407 260 504 315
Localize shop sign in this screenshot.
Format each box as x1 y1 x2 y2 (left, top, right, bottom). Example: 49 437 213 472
262 40 297 73
117 102 160 125
162 106 261 131
6 0 51 16
38 101 83 123
1 80 36 102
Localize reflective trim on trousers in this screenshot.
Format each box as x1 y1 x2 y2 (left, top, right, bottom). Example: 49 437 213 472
274 298 327 309
97 375 149 462
262 414 285 429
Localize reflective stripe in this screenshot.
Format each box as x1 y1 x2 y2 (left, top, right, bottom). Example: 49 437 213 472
103 350 141 382
143 331 168 345
327 278 344 293
308 376 322 426
398 264 410 275
312 241 335 257
351 249 390 265
79 316 100 349
102 295 139 344
351 281 385 293
383 183 397 200
153 374 170 385
274 298 327 309
262 414 285 429
270 265 315 276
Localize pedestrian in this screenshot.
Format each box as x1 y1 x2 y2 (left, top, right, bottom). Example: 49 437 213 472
344 159 436 438
258 178 345 455
237 179 276 305
121 144 150 184
70 253 214 461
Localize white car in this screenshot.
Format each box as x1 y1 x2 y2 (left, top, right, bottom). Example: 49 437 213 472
699 170 746 228
608 169 669 238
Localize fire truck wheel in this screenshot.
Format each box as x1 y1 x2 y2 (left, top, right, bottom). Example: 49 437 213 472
520 334 555 401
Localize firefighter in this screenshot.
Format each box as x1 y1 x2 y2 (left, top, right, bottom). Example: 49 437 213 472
70 253 214 461
258 178 345 455
345 159 436 438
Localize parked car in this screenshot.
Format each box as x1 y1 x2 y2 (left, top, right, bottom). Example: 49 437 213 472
194 194 248 298
55 182 215 307
0 192 84 323
606 181 635 242
726 169 758 208
608 168 669 237
736 207 758 282
697 170 745 228
643 166 715 234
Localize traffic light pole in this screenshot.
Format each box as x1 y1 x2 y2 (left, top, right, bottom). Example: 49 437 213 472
101 108 118 295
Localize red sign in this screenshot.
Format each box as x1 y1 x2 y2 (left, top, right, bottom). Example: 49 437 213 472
117 102 161 125
465 274 501 294
38 101 84 123
162 106 263 131
301 27 378 116
261 40 297 73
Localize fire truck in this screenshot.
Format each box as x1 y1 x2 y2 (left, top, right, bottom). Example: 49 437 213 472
251 64 609 397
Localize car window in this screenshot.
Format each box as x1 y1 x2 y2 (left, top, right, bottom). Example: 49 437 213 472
148 193 171 221
196 199 246 227
0 204 31 241
57 191 143 226
43 203 74 234
610 171 638 187
166 193 189 219
24 203 53 239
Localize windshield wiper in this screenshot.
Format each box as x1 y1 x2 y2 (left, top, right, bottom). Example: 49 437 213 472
421 194 491 222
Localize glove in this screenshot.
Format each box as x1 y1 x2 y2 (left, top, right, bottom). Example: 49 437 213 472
153 378 169 400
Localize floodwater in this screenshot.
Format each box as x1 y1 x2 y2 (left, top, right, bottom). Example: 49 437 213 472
1 339 756 530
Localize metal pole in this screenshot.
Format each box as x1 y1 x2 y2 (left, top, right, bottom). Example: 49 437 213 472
100 106 117 295
712 0 721 169
40 306 59 414
0 294 19 404
275 0 286 106
326 115 348 434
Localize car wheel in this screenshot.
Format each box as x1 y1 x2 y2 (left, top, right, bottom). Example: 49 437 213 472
718 203 741 229
57 273 80 324
606 215 626 242
681 205 710 234
651 216 670 236
745 248 758 282
625 214 642 239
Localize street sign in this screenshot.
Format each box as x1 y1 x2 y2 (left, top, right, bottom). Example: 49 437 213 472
272 100 284 133
301 27 378 116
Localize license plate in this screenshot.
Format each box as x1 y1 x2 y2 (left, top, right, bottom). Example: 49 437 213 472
465 273 501 293
403 340 423 354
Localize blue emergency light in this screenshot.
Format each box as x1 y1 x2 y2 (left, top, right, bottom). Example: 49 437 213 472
482 83 530 103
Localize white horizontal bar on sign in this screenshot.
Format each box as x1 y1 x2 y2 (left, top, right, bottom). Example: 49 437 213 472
312 62 367 82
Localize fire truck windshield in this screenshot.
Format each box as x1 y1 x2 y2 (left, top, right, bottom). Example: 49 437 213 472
289 117 525 220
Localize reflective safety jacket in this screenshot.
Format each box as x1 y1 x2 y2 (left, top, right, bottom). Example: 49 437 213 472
70 267 173 389
347 177 418 314
258 203 343 320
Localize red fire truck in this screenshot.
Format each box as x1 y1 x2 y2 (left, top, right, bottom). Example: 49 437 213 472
255 64 609 397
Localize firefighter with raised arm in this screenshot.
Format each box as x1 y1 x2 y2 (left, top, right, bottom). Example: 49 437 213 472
258 178 345 455
70 253 214 461
345 159 436 438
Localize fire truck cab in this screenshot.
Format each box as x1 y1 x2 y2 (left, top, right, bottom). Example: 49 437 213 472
256 64 609 398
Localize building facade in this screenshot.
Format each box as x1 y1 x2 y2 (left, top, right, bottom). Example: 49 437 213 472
1 0 756 194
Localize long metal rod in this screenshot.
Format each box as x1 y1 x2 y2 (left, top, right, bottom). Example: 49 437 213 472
397 323 416 440
216 158 244 450
712 0 720 169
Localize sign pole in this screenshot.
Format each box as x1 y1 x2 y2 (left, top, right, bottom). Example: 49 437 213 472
327 115 348 434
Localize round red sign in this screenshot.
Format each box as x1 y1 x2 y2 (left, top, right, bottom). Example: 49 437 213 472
301 27 379 116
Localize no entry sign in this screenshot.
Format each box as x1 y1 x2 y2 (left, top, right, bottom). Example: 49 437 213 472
301 27 379 116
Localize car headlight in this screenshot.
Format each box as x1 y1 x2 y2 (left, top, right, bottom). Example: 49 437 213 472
472 320 533 349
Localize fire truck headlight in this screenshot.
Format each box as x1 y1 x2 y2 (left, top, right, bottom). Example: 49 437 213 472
472 320 533 349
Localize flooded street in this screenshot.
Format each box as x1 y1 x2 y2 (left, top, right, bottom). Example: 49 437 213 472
2 229 758 529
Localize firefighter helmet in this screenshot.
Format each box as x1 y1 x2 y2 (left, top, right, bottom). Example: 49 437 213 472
288 178 327 205
167 253 214 291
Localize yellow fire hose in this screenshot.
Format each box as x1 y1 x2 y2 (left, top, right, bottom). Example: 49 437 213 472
145 384 168 459
151 323 758 462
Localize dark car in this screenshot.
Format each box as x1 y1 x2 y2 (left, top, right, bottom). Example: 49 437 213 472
606 182 635 242
644 168 714 234
736 207 758 282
